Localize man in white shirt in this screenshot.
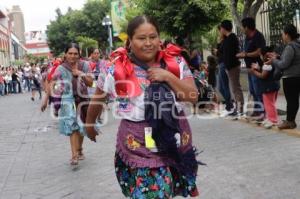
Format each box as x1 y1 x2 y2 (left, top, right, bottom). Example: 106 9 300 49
23 63 31 92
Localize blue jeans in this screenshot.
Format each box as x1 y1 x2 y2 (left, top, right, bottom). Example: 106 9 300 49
12 81 18 93
218 63 232 111
24 77 31 92
0 83 4 96
248 73 264 114
7 80 12 93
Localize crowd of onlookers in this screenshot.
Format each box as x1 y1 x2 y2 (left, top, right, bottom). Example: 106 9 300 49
0 62 46 100
188 17 300 130
0 51 108 101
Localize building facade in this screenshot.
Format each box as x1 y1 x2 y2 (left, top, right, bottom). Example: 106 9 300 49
25 31 51 58
0 7 10 66
0 5 28 66
8 5 25 45
11 32 27 62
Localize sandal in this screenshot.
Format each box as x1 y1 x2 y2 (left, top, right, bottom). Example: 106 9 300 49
78 148 85 161
70 156 79 165
78 154 85 161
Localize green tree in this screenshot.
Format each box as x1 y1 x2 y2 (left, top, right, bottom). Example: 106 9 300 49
25 54 36 64
131 0 226 37
76 36 98 57
202 27 219 52
81 0 111 49
24 54 47 64
46 0 110 56
127 0 226 50
11 60 24 66
46 8 74 56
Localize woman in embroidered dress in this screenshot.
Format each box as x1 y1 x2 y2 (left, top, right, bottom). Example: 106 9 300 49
87 47 108 100
41 43 93 165
86 16 201 198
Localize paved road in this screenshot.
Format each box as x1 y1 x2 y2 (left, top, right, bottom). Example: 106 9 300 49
0 93 300 199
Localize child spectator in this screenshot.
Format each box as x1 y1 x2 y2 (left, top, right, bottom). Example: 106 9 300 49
194 61 215 111
207 55 218 89
194 61 208 83
250 46 280 128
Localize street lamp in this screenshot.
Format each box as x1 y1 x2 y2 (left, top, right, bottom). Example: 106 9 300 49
102 15 113 54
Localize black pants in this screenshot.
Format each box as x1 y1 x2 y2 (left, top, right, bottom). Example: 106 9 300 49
17 80 22 93
283 77 300 121
4 81 7 95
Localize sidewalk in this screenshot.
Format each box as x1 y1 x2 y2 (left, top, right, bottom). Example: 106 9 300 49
244 91 300 131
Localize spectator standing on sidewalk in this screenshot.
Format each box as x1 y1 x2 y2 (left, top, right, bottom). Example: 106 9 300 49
220 20 244 117
190 49 202 71
17 68 23 93
5 67 12 94
23 63 31 92
86 15 201 198
215 26 233 115
0 71 4 96
1 67 7 95
250 46 280 129
237 17 266 120
207 55 218 89
266 24 300 129
11 68 19 93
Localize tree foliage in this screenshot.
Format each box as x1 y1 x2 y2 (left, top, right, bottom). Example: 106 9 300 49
25 54 48 64
46 0 110 56
131 0 226 39
202 27 219 51
76 36 98 57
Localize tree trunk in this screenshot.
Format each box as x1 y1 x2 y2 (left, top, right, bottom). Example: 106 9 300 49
231 0 242 27
230 0 265 29
242 0 254 18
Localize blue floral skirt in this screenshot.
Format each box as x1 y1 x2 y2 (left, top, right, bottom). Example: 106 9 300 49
58 100 86 136
114 153 199 199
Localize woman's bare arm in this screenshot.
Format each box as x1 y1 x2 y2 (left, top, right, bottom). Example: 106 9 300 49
85 87 107 142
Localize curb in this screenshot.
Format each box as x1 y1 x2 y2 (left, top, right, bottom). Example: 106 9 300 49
236 117 300 138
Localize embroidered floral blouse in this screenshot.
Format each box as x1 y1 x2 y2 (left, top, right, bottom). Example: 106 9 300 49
97 56 193 121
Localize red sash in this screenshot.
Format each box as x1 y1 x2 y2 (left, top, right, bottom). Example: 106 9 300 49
89 61 96 71
47 60 61 81
157 43 181 78
112 43 182 97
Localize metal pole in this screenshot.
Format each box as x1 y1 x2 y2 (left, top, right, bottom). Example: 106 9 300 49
108 25 113 53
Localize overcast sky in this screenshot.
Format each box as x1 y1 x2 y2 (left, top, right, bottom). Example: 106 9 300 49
2 0 86 32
